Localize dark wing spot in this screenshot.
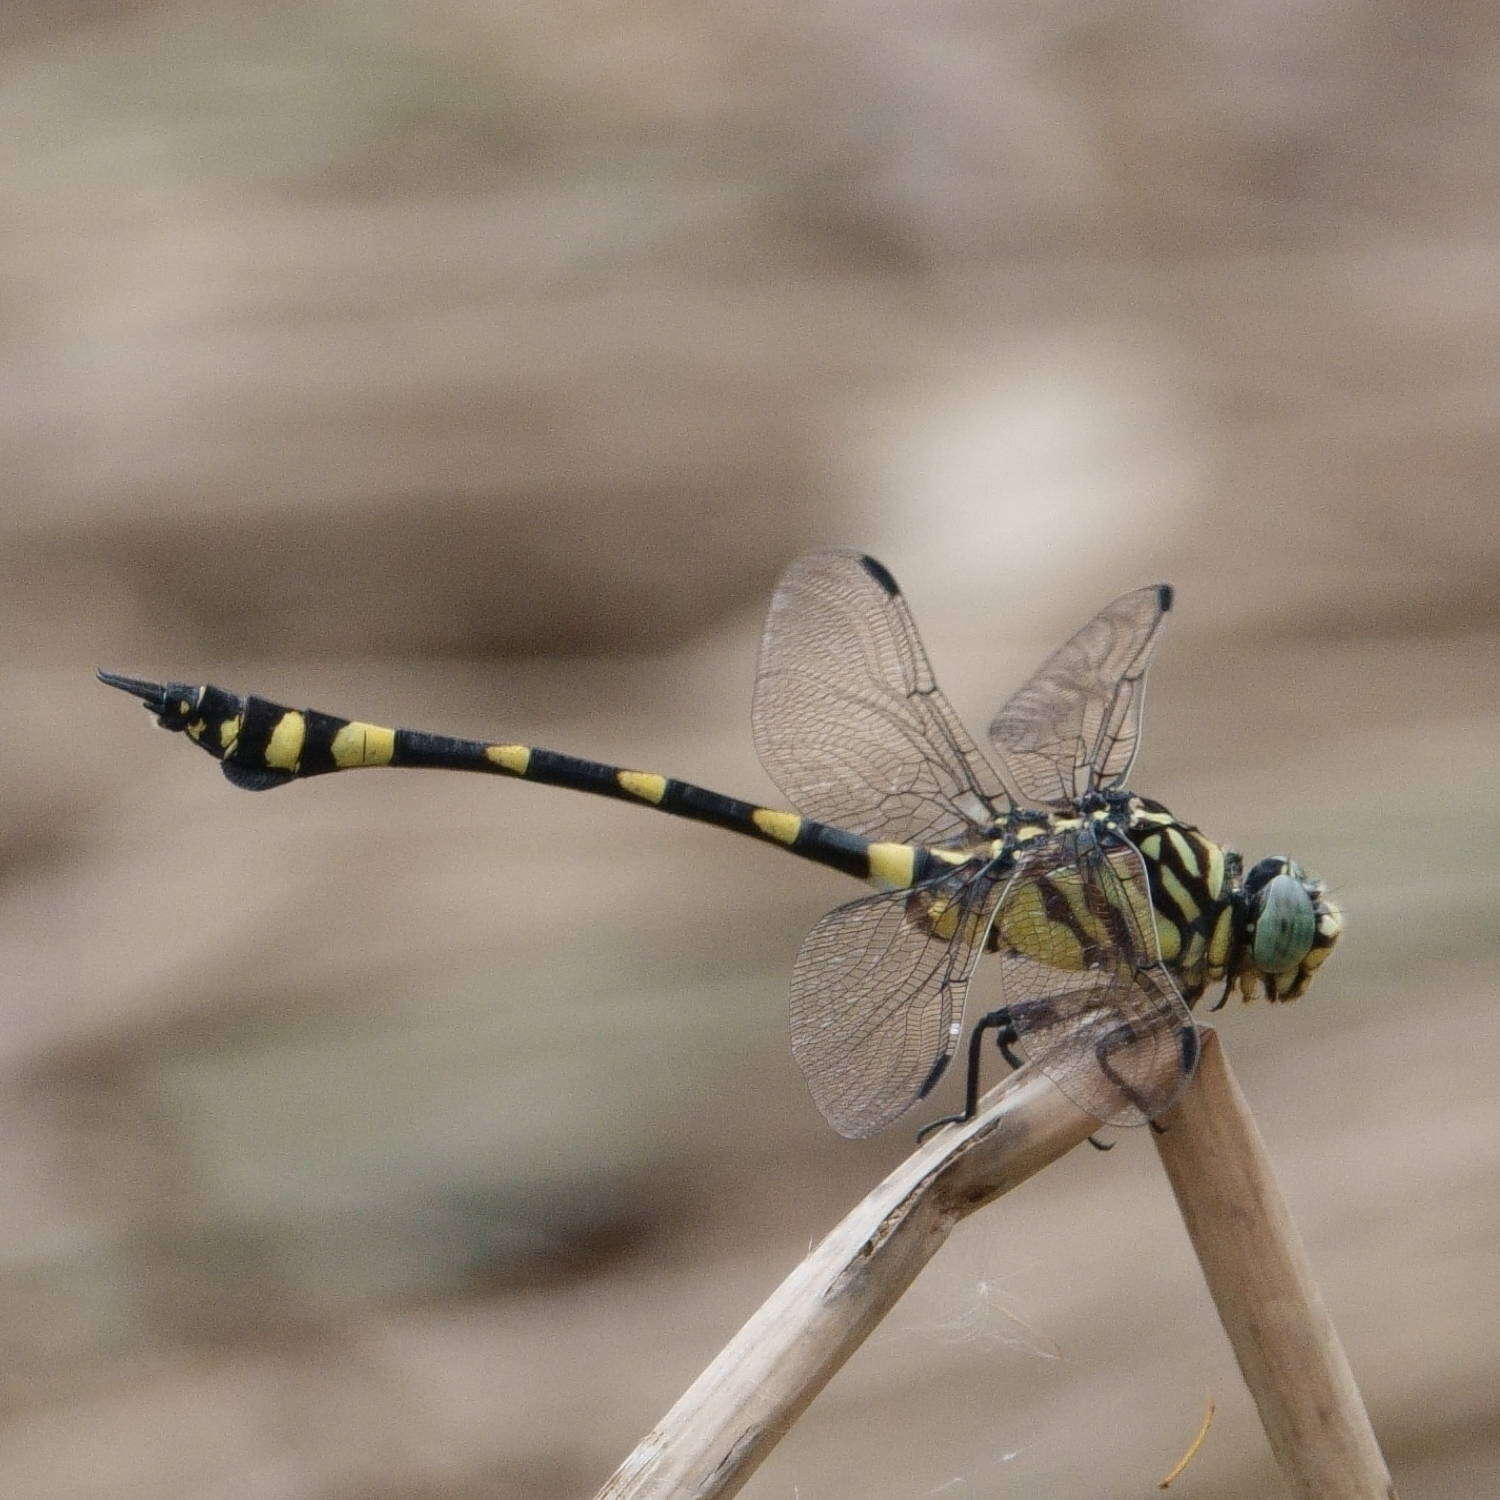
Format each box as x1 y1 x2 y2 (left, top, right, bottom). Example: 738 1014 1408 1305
858 554 901 596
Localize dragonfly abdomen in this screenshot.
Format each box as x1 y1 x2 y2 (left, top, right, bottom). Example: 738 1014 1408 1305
99 675 941 890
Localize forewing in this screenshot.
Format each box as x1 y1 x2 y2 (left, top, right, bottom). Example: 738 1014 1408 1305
790 861 1006 1138
988 585 1171 805
993 830 1195 1125
754 550 1008 845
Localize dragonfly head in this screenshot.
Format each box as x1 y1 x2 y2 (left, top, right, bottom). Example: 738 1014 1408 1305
1236 856 1341 1001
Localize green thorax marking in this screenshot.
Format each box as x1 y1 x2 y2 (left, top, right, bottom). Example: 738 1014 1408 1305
951 795 1238 1007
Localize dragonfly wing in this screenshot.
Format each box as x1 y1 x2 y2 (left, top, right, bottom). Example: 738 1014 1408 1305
754 550 1008 845
987 584 1172 805
994 830 1195 1125
789 862 1006 1138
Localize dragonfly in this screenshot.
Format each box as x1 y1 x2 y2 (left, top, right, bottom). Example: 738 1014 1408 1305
99 551 1340 1138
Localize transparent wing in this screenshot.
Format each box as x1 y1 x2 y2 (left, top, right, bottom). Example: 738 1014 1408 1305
754 550 1009 845
988 584 1172 805
789 860 1007 1138
993 829 1195 1126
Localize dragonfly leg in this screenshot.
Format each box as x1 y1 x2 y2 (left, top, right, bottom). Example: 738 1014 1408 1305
1072 1019 1120 1151
1146 1022 1200 1133
1091 1016 1193 1129
991 1011 1025 1073
915 1009 1019 1143
916 1008 1114 1150
994 1001 1113 1152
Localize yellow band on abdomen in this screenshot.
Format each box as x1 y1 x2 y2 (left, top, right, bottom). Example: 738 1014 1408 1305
264 712 306 771
331 721 396 768
751 808 803 845
485 744 531 775
866 842 916 890
618 771 667 804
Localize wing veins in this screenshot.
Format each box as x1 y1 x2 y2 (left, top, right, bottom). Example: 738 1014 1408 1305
992 828 1194 1125
755 551 1008 845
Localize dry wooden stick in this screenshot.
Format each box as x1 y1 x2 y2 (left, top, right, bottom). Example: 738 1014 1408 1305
597 1066 1099 1499
1154 1030 1397 1499
601 1031 1395 1499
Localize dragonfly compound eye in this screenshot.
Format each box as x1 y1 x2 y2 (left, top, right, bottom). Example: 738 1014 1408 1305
1250 871 1317 974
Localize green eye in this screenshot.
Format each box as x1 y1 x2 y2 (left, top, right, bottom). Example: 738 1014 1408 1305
1252 873 1317 973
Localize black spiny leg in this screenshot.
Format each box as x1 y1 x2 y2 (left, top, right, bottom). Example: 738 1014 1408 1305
1147 1022 1201 1135
916 1009 1022 1144
999 1002 1115 1151
993 1016 1025 1074
916 1006 1115 1151
1091 1019 1200 1141
1094 1021 1152 1117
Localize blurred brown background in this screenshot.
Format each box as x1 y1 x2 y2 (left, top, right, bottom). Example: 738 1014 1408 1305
4 2 1499 1496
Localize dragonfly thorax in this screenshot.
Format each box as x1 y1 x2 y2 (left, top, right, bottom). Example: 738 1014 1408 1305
1075 787 1116 816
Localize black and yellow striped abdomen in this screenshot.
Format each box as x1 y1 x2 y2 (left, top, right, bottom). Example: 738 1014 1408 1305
100 675 944 894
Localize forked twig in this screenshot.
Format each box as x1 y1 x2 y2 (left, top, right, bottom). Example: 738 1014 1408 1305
598 1066 1098 1499
1153 1031 1397 1500
599 1033 1396 1499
